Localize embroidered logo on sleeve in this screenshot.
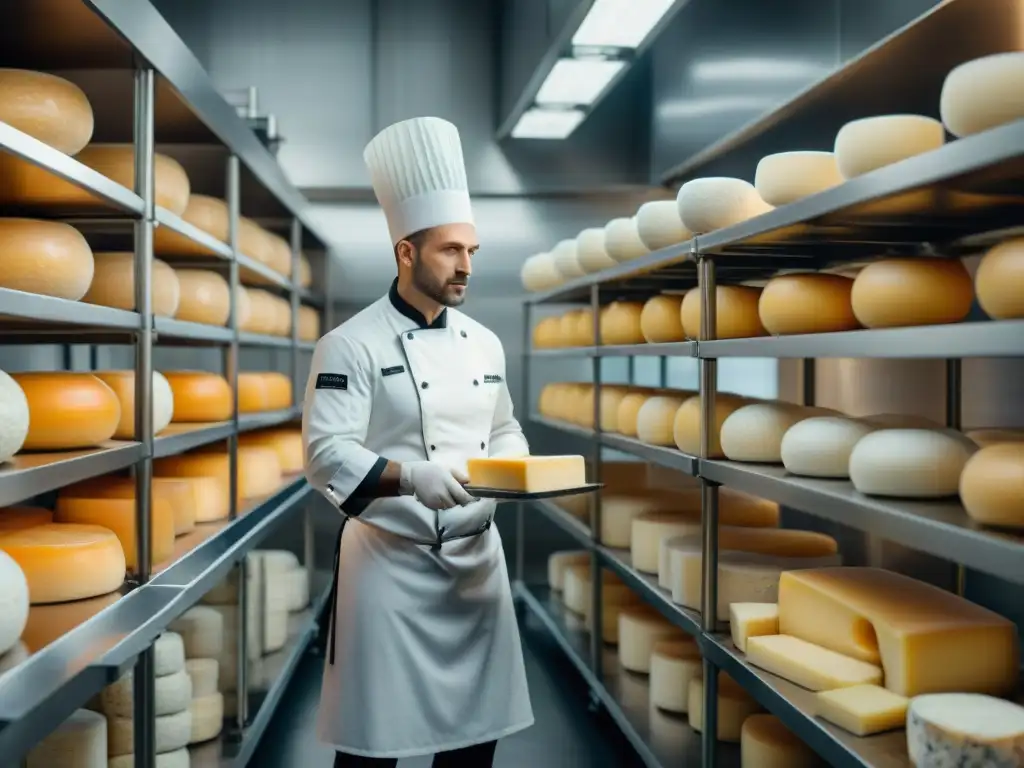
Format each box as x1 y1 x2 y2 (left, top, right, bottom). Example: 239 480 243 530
381 365 406 377
483 374 503 384
316 373 348 390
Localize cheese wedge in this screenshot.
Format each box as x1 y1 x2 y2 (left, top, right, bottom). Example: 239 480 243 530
730 603 779 652
466 455 585 492
813 684 908 736
746 635 883 691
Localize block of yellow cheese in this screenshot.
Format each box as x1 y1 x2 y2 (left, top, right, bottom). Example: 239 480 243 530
163 372 233 423
153 195 229 257
0 70 93 154
0 524 125 603
82 252 180 317
174 269 232 327
466 455 585 492
777 567 1019 697
746 635 883 691
741 714 822 768
12 372 120 450
688 672 762 742
0 506 54 532
730 603 779 652
0 218 95 301
813 684 908 736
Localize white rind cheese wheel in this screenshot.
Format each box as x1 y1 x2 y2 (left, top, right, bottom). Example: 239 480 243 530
758 273 859 335
109 749 190 768
174 269 232 326
640 294 685 343
959 443 1024 529
673 393 751 457
729 603 779 653
189 691 225 744
650 639 702 713
834 114 944 178
688 673 762 742
740 713 821 768
0 218 95 300
24 708 106 768
0 69 93 154
754 151 843 206
12 372 121 451
636 200 690 251
906 693 1024 767
781 416 876 478
676 177 771 234
604 217 648 262
186 658 220 697
0 551 29 655
170 606 224 658
599 301 645 345
155 632 187 676
0 369 30 462
92 370 174 440
631 513 700 573
284 566 310 611
575 228 617 273
636 395 688 446
551 238 584 279
101 668 192 718
976 238 1024 320
849 429 977 498
520 252 563 292
108 709 192 757
851 258 973 328
720 403 815 464
680 285 766 340
82 252 180 317
618 606 685 673
940 52 1024 138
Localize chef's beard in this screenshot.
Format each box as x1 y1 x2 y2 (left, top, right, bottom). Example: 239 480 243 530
412 255 467 307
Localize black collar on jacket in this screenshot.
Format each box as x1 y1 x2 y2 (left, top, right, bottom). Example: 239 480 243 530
388 278 448 330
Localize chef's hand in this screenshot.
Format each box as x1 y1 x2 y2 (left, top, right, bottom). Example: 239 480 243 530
398 461 476 510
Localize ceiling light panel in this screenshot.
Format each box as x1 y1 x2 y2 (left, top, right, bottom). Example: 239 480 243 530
535 58 625 106
572 0 676 49
511 108 586 139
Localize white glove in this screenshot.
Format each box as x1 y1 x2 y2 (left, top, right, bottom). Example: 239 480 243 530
399 461 475 510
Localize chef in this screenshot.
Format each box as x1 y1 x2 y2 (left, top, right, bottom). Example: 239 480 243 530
302 115 534 768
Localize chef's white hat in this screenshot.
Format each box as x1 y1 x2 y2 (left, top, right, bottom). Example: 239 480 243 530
363 116 474 245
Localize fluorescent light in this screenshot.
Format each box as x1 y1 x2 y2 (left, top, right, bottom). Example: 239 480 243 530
572 0 676 49
511 108 586 139
691 58 832 83
535 58 625 106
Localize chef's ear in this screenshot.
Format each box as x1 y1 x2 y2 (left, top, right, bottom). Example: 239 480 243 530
395 239 416 267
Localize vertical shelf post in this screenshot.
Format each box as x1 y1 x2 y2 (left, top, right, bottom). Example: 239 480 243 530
589 285 604 684
946 358 966 596
516 301 533 587
289 218 301 405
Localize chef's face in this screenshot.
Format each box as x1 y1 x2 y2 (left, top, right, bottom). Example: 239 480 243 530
403 223 478 307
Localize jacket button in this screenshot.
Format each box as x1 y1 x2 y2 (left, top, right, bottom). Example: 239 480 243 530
407 332 414 340
421 381 429 389
460 330 467 338
430 444 436 451
473 379 479 386
480 441 485 450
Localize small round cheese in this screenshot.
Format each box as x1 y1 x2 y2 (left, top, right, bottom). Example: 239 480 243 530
551 239 584 279
676 177 771 234
599 301 645 345
604 217 649 262
0 369 30 462
198 443 283 500
636 200 690 250
520 252 563 292
720 403 815 463
163 371 233 422
547 551 591 591
0 550 29 656
959 443 1024 529
174 268 232 326
24 708 106 768
153 194 229 256
781 416 876 478
81 252 180 317
532 316 562 348
640 295 686 343
298 305 321 341
975 238 1024 320
754 151 843 206
906 693 1024 768
238 373 272 414
12 372 120 450
631 512 700 573
0 218 94 300
673 392 752 457
851 258 973 328
0 69 93 154
849 429 977 498
92 370 174 440
262 231 293 277
561 565 617 615
759 273 859 334
576 227 617 273
940 52 1024 137
834 114 944 179
636 395 689 446
650 639 702 713
618 605 685 673
680 285 766 340
741 714 821 768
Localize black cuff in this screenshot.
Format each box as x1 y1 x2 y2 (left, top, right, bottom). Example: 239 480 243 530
339 455 388 516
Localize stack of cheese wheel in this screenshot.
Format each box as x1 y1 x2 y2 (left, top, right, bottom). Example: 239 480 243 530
154 195 230 257
0 70 94 155
740 714 821 766
168 605 225 746
520 252 564 293
680 285 766 340
689 671 763 742
22 709 108 768
532 316 562 348
834 114 944 179
758 272 859 335
850 258 973 329
254 549 310 613
241 288 292 336
975 238 1024 321
238 372 293 413
92 370 175 440
618 604 686 673
547 551 591 592
636 200 690 251
650 637 702 714
676 178 771 234
82 252 181 317
940 52 1024 138
201 557 264 705
163 371 233 423
174 268 232 326
674 392 756 457
299 305 321 341
102 632 192 764
240 428 304 474
11 372 121 451
0 369 30 463
0 218 95 302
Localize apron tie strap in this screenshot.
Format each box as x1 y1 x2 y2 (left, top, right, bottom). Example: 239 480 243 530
323 517 348 666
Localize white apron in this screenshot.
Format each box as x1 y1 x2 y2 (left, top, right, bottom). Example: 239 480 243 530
302 283 533 758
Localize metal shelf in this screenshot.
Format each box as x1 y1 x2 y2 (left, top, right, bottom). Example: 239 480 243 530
0 442 145 507
297 341 316 352
238 408 303 433
238 254 290 290
154 317 234 345
700 459 1024 586
530 342 697 358
154 207 233 259
238 332 294 349
0 288 141 331
597 547 703 638
153 422 236 458
532 498 591 546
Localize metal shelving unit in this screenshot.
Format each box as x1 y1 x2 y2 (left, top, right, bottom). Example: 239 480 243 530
0 2 334 765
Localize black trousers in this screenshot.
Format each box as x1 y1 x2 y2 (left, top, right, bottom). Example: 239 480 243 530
333 740 498 768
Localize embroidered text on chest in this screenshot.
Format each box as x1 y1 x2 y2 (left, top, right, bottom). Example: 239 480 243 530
381 365 405 376
483 374 503 384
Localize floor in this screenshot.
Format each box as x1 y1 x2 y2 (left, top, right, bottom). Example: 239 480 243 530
249 613 645 768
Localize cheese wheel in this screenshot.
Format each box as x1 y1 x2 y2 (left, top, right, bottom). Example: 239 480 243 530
601 495 679 548
720 403 816 463
906 693 1024 767
551 238 584 279
238 217 275 266
0 524 125 603
186 658 220 698
673 392 752 457
108 709 192 757
863 412 943 430
599 301 645 345
618 605 686 673
298 253 312 288
240 429 303 474
640 295 685 343
0 506 53 531
174 269 231 326
849 429 977 498
636 394 689 446
729 603 779 653
595 387 628 432
92 370 174 440
562 565 621 615
834 115 944 179
966 428 1024 447
851 258 973 328
532 316 561 348
650 639 702 713
261 372 294 410
81 252 180 317
636 200 690 251
0 550 29 655
940 52 1024 137
12 372 120 450
758 273 859 334
615 391 651 437
101 668 192 718
959 443 1024 529
189 691 224 744
0 369 30 462
976 237 1024 320
688 673 762 742
162 372 232 422
0 70 93 154
680 285 766 340
740 714 821 768
575 228 617 273
241 288 283 335
604 217 649 262
169 605 225 660
676 177 772 234
520 252 563 292
631 512 700 573
780 416 876 478
153 194 229 256
23 708 106 768
754 151 843 207
237 373 271 413
109 749 190 768
298 305 321 341
547 551 591 591
263 231 293 277
0 218 95 300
